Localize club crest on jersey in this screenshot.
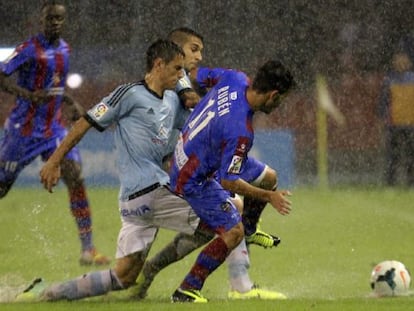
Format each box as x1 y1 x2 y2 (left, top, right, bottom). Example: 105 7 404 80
227 155 243 174
235 137 249 157
52 72 61 85
92 102 109 119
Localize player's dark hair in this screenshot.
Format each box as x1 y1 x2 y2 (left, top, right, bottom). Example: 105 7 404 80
252 60 295 95
167 27 204 47
41 0 66 11
146 39 185 72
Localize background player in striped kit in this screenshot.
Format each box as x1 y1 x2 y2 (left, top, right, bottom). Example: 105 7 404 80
0 1 109 265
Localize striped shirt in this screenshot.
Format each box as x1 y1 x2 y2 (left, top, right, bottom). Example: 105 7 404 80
1 33 70 138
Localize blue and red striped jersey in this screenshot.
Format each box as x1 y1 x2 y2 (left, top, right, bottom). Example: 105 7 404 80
1 33 70 138
170 69 254 195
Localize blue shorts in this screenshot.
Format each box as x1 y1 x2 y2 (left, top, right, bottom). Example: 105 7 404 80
0 127 81 184
184 179 241 234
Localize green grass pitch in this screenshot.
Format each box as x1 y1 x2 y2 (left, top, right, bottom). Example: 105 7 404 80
0 186 413 310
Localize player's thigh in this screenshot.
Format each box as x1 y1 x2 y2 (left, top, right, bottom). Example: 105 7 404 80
151 186 200 234
115 218 157 259
0 133 40 183
186 180 241 234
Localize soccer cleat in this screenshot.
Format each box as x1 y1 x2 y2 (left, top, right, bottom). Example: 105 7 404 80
245 228 281 248
171 288 208 303
15 278 47 302
228 284 287 300
79 248 111 266
129 263 156 300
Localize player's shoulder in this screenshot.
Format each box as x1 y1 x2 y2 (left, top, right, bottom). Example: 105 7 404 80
14 36 38 53
58 38 71 52
105 82 143 106
165 89 180 100
114 81 143 95
220 70 248 88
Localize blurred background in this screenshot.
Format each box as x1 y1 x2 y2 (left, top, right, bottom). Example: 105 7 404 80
1 0 414 187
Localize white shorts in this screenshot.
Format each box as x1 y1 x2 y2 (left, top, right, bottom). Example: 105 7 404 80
116 186 199 258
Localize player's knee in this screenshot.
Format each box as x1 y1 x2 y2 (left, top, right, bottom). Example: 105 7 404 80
224 223 244 249
113 254 145 288
261 167 278 190
174 232 212 259
60 160 84 187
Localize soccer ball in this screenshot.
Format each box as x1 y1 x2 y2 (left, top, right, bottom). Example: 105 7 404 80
370 260 411 297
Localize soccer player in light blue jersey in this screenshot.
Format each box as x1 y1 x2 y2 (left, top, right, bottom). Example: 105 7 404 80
15 39 218 303
0 1 109 266
169 60 295 303
134 27 288 301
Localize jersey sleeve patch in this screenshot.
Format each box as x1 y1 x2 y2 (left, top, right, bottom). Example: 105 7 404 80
91 102 109 120
226 137 249 174
227 155 243 174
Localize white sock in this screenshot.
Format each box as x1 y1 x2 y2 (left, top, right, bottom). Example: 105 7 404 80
43 269 123 301
226 239 253 293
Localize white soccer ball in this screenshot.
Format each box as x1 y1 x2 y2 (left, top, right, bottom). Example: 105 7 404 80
370 260 411 297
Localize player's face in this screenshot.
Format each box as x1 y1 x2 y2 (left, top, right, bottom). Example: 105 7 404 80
181 36 203 71
161 55 185 90
40 4 66 41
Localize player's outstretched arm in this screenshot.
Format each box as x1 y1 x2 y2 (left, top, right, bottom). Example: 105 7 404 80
0 72 50 104
221 178 292 216
40 117 92 192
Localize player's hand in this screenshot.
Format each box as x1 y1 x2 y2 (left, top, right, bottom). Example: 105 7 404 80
39 161 61 193
269 190 292 216
30 90 53 105
179 90 200 108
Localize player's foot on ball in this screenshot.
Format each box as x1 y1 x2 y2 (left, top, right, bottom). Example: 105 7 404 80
15 278 47 302
79 248 111 266
245 228 281 248
171 288 208 303
129 262 156 300
228 284 287 300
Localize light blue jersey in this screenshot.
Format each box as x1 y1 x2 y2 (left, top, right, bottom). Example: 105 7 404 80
85 81 189 201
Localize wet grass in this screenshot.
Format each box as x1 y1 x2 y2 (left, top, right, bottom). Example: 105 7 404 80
0 186 413 310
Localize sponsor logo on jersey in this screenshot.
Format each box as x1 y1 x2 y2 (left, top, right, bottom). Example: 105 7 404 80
92 102 109 119
120 204 151 217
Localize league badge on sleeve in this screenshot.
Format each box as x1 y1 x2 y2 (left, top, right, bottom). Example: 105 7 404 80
227 155 243 174
92 102 109 120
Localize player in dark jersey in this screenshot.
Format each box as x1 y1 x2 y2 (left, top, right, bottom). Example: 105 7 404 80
0 1 109 265
168 60 295 302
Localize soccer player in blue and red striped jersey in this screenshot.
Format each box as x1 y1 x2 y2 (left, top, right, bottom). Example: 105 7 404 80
169 60 295 302
0 1 109 266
